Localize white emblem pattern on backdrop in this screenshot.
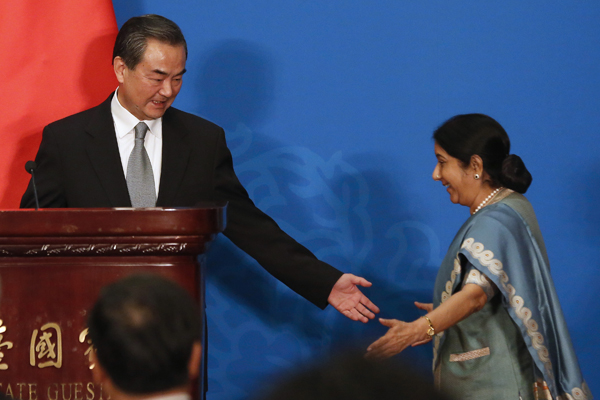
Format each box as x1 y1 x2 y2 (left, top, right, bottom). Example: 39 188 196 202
205 124 442 398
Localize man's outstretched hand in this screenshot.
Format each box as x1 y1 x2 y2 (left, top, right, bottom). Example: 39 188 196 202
328 273 380 323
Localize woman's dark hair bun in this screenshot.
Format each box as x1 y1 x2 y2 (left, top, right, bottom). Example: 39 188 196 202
500 154 532 194
433 114 534 193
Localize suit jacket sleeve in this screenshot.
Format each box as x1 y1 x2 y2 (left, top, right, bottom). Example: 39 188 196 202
211 129 343 309
20 100 343 309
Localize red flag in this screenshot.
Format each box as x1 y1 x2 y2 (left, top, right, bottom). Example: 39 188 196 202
0 1 118 208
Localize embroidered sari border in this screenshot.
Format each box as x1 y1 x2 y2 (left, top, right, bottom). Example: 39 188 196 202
461 238 590 400
449 347 490 362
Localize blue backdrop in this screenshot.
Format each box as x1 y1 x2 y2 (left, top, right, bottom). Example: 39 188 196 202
112 2 600 398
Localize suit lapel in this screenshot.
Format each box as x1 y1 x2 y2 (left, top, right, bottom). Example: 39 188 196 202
156 109 191 206
85 95 132 207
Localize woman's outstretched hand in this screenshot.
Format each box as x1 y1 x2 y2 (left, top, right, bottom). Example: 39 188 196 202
365 317 430 360
365 302 435 359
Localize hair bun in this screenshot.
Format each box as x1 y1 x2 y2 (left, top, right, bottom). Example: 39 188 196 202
500 154 532 193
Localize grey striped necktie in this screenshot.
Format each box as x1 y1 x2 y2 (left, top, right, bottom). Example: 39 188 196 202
126 122 156 207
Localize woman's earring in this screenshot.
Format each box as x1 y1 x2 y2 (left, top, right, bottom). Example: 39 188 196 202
474 174 480 180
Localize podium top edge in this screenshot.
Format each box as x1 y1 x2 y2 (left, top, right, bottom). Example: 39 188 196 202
0 203 227 237
1 202 228 213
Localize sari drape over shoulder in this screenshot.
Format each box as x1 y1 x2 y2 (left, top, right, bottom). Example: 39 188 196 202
432 192 591 400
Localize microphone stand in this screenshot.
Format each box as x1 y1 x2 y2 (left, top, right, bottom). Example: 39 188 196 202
25 161 40 210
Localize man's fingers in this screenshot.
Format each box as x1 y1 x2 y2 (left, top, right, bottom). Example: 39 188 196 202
345 273 372 288
356 302 375 320
354 277 372 288
343 309 358 321
353 307 369 323
344 308 368 323
360 295 380 314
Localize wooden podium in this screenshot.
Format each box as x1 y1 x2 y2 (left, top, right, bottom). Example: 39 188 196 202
0 205 226 400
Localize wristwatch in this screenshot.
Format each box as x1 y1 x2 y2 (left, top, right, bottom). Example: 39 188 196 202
422 315 435 337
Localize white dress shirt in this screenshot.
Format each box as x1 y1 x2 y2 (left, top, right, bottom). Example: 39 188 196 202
141 393 191 400
111 89 162 195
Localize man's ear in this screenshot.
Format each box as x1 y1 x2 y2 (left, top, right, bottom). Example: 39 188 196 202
90 350 119 399
90 350 107 384
113 57 127 84
187 342 202 379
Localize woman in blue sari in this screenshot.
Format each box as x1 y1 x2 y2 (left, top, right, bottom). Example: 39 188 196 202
366 114 591 400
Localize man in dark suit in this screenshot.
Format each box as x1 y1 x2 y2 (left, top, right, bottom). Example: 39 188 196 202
88 274 203 400
21 15 378 319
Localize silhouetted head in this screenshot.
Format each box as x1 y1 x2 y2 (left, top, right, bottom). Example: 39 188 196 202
256 352 452 400
88 274 202 395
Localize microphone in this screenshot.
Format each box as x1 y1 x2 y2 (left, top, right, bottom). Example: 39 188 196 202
25 161 40 210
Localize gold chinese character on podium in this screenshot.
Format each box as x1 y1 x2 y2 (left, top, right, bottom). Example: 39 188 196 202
79 328 95 369
0 319 14 370
30 322 62 368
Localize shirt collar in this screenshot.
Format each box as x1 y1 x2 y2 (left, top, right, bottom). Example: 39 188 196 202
111 88 162 139
140 393 190 400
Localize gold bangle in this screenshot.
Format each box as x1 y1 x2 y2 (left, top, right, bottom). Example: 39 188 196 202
422 315 435 337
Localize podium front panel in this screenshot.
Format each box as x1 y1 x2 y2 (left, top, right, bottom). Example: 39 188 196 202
0 207 225 400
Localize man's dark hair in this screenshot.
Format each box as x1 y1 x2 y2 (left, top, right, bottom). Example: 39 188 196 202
88 274 202 394
113 14 188 69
